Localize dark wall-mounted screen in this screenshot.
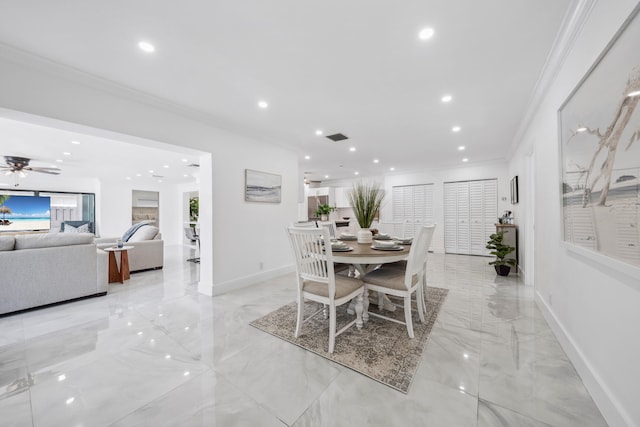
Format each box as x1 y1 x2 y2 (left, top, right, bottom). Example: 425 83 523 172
0 195 51 231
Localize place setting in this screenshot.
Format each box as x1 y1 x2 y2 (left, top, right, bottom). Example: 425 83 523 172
371 239 404 251
337 232 357 241
329 240 353 252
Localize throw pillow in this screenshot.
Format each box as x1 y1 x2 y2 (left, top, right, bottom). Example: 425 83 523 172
64 223 89 233
128 225 159 242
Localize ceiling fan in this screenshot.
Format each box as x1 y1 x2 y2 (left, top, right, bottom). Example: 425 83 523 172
1 156 62 177
1 156 61 187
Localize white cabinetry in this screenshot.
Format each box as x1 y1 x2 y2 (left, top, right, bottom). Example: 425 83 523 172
444 179 497 256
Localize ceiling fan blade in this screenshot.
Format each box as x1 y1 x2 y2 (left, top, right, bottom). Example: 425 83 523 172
28 167 61 175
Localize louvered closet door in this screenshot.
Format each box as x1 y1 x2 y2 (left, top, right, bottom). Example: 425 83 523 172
444 179 497 256
392 184 434 238
456 182 471 254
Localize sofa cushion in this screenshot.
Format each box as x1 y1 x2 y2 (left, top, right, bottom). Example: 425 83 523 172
63 223 89 233
128 225 159 242
14 232 94 250
0 235 15 251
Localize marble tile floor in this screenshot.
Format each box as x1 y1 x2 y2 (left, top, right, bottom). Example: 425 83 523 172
0 245 608 426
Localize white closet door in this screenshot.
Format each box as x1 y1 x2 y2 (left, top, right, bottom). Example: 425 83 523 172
444 182 458 253
444 179 497 256
392 184 434 238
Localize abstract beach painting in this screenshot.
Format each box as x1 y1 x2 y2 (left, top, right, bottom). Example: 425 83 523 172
559 4 640 270
245 169 281 203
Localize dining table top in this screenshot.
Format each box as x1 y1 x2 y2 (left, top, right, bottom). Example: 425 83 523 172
329 240 409 265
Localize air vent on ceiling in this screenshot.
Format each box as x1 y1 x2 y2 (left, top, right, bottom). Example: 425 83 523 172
325 133 349 142
188 163 200 168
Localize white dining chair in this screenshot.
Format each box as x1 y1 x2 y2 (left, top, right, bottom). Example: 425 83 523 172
317 220 337 238
287 226 365 353
361 224 436 338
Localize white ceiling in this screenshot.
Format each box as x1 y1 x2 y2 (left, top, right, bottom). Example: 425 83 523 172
0 0 572 181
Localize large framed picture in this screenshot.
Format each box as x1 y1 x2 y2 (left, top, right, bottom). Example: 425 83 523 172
245 169 282 203
558 4 640 275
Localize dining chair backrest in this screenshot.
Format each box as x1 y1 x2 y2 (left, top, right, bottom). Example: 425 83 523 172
317 221 337 238
379 220 403 237
287 226 336 297
292 221 318 228
403 224 436 288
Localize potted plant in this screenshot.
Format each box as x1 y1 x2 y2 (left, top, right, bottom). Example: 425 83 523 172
314 203 335 221
486 231 516 276
347 182 385 243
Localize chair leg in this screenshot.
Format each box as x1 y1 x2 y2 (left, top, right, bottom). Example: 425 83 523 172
295 295 304 338
329 304 337 353
417 286 425 323
404 296 415 339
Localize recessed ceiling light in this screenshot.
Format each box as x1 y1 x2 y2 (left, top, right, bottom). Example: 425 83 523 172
126 177 131 180
71 140 81 145
56 159 63 163
462 158 469 162
138 41 155 53
441 95 452 103
136 173 142 177
163 165 169 168
354 171 359 175
349 147 356 152
418 27 435 40
373 159 379 164
304 155 310 160
452 126 461 132
66 397 75 405
627 90 640 97
184 174 189 177
576 127 587 132
325 175 329 178
315 130 323 136
148 170 154 173
390 167 395 171
63 152 71 156
181 158 188 162
458 146 466 151
258 100 269 109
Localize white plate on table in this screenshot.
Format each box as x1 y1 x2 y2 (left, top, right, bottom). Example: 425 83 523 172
394 239 413 245
371 245 404 251
331 246 353 252
373 235 392 240
338 236 357 241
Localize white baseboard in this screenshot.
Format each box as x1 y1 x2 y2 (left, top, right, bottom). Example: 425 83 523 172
211 264 295 296
535 291 633 427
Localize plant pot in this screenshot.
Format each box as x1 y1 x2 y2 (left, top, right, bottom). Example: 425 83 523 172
320 214 328 221
357 229 373 244
495 265 511 276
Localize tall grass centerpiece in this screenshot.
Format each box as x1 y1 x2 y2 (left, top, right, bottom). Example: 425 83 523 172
347 181 385 244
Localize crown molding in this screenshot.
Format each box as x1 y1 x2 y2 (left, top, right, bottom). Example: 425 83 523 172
0 42 292 150
507 0 598 158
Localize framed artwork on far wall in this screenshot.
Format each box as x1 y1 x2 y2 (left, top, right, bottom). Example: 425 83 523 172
558 3 640 276
245 169 282 203
510 176 519 205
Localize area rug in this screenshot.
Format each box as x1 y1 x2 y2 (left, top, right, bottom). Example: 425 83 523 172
250 287 448 393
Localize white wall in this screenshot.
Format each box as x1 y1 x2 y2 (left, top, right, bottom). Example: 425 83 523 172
0 45 298 294
509 1 640 426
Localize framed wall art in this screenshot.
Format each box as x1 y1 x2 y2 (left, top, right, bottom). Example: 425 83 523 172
510 176 519 205
245 169 282 203
558 4 640 273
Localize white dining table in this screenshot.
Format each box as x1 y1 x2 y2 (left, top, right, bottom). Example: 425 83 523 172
331 240 410 316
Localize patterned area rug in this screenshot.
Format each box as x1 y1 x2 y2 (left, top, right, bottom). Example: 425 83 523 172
250 287 448 393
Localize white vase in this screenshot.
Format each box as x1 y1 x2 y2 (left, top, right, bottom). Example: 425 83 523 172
320 214 328 221
357 228 373 244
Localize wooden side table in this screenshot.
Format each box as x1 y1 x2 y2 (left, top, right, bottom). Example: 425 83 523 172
104 246 133 284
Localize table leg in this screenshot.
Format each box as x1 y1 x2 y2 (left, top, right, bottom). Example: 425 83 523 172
347 263 397 314
108 251 121 283
121 250 131 281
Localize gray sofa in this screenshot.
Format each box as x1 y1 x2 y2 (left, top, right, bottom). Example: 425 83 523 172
0 233 108 315
94 224 163 272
